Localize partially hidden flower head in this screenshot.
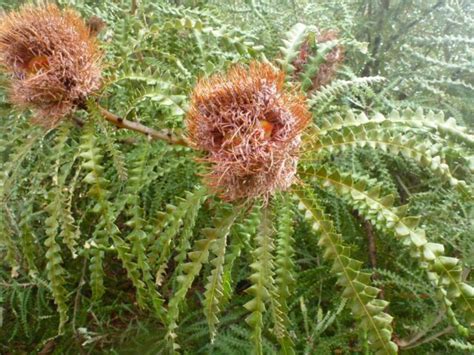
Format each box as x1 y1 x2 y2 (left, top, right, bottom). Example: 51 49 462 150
187 62 311 202
313 30 344 89
0 3 102 128
293 30 344 91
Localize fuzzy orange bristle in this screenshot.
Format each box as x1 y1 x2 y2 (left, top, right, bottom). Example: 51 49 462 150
186 62 310 201
259 120 273 138
25 56 49 75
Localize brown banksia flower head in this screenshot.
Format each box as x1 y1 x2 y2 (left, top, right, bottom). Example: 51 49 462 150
187 62 311 202
0 3 102 128
293 30 344 91
86 16 107 37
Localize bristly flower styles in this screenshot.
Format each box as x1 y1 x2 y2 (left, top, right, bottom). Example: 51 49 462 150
187 62 311 202
0 3 102 128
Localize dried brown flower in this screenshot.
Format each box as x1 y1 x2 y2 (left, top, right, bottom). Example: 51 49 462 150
0 3 102 127
86 16 107 37
293 30 344 91
187 62 310 202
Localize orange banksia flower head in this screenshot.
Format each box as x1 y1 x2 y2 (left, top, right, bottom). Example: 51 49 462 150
187 62 311 202
0 3 102 128
293 30 344 91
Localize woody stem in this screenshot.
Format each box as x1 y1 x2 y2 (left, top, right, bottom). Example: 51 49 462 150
94 105 189 147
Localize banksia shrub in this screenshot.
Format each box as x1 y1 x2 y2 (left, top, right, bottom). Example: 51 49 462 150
187 62 310 201
293 30 344 91
0 3 101 127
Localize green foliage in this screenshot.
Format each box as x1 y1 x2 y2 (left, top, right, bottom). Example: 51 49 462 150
44 192 69 334
0 1 473 354
305 166 473 327
244 206 277 355
296 188 398 354
273 197 296 354
166 205 240 350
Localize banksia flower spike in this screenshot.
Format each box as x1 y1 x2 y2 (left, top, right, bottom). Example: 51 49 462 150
313 30 344 89
187 62 311 202
0 3 102 128
293 30 344 91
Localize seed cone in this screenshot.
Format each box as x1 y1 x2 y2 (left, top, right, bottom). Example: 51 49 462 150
0 3 102 127
187 62 310 202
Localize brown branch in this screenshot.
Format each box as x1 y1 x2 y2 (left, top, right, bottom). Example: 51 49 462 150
0 281 35 288
361 0 390 76
384 0 445 53
399 324 453 350
131 0 139 15
364 219 385 298
362 0 444 75
96 106 190 147
353 210 385 299
72 258 88 355
38 339 56 355
364 220 378 267
404 326 453 349
399 310 444 347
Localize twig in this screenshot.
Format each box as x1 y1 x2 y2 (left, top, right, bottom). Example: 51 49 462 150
402 326 453 350
397 310 446 348
364 221 385 299
72 257 88 354
38 339 56 355
353 211 385 299
364 221 378 265
72 257 87 333
362 0 445 75
395 174 411 204
131 0 139 15
0 281 35 288
95 105 190 147
384 0 445 53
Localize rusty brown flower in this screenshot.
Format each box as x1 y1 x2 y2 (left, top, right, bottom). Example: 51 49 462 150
187 62 311 202
86 16 107 38
0 3 102 127
293 30 344 91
